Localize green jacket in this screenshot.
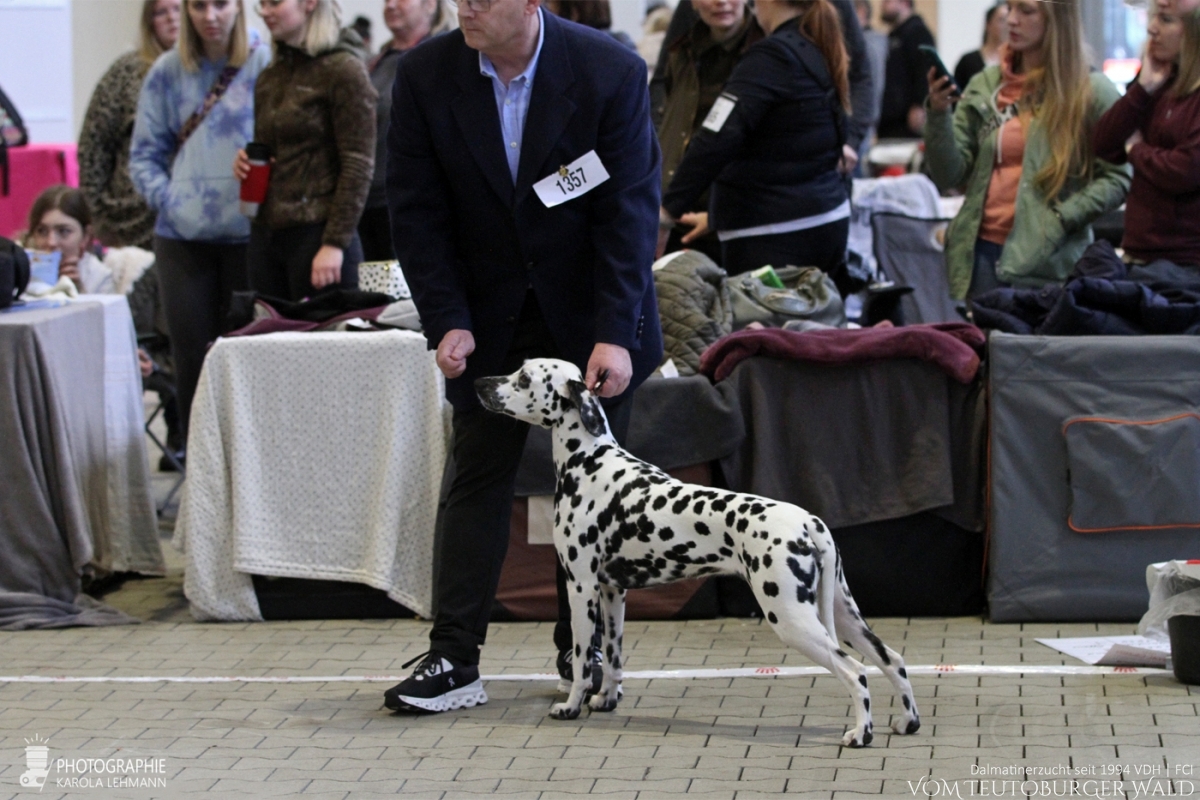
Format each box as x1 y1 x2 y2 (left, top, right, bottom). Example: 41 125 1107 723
924 67 1131 299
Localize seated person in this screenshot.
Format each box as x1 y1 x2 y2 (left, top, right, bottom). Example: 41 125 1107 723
24 185 113 294
1092 0 1200 267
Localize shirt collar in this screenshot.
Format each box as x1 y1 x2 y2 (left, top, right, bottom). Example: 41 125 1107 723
479 7 545 88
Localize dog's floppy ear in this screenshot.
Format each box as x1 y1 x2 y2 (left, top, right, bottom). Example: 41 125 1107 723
565 379 608 438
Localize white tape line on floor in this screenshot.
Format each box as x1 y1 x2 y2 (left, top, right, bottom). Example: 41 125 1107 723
0 664 1170 685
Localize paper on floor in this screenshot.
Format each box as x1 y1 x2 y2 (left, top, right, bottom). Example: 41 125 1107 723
1036 635 1171 667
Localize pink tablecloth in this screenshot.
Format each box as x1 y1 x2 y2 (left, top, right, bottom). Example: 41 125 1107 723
1 143 79 239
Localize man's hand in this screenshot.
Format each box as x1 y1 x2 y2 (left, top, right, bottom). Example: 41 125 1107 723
679 212 710 244
311 244 344 290
437 329 475 379
585 343 631 398
839 144 859 174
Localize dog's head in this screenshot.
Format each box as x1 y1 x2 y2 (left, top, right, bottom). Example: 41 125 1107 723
475 358 609 437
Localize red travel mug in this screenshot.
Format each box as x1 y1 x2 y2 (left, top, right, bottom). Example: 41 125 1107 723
239 142 271 217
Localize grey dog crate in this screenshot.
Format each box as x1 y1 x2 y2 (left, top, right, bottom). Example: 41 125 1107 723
988 333 1200 622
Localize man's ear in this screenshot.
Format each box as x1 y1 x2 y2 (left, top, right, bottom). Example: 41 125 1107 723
565 379 608 438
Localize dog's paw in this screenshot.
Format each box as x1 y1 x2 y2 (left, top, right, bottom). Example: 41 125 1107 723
841 726 873 748
587 693 619 712
892 714 920 735
549 702 582 721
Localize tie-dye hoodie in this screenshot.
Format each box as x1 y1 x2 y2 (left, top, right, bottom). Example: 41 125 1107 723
130 32 270 243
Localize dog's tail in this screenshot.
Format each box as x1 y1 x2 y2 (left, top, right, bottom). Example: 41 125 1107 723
818 538 839 643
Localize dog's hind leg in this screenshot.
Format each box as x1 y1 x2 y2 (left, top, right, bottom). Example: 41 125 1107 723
549 581 601 720
764 600 875 747
589 583 625 712
832 556 920 735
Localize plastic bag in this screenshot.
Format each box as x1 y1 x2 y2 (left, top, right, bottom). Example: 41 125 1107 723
1137 560 1200 639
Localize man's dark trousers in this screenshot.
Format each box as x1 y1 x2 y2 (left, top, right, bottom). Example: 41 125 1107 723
428 293 632 666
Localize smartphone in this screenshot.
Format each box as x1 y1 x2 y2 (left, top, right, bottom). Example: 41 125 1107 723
918 44 958 93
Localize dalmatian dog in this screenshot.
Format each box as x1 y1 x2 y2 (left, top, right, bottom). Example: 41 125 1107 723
475 358 920 748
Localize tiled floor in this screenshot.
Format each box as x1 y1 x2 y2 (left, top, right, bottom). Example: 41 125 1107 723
1 422 1196 798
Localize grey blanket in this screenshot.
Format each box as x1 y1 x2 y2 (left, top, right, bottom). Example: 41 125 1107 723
0 303 137 629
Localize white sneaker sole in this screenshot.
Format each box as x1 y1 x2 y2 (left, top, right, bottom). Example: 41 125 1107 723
394 680 488 712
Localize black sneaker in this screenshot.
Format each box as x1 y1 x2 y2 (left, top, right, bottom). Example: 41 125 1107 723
384 651 487 713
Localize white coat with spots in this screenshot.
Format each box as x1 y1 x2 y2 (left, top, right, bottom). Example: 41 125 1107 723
475 358 920 747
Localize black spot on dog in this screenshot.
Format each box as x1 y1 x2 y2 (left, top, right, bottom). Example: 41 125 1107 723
762 554 772 568
575 644 581 656
566 438 581 452
814 519 826 533
672 497 690 515
652 496 667 511
857 675 868 688
723 533 734 547
725 511 736 527
786 539 811 556
692 500 705 514
899 667 907 679
719 547 733 557
667 486 682 499
767 611 778 623
568 546 578 561
711 499 727 512
612 469 626 482
658 527 674 541
694 521 710 536
762 582 779 597
863 698 870 712
862 628 890 665
736 519 749 532
902 695 911 709
750 504 765 515
796 584 814 603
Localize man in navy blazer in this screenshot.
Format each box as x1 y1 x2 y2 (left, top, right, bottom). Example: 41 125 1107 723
384 0 663 713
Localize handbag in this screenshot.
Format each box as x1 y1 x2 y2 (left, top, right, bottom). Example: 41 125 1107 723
1 236 31 310
358 260 411 300
729 265 845 329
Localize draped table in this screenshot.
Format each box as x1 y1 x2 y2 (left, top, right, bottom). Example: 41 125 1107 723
175 330 447 621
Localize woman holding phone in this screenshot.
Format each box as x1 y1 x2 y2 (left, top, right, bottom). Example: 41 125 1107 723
234 0 376 301
923 0 1130 299
131 0 269 442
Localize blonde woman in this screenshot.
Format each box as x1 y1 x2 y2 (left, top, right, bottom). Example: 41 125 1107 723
1093 0 1200 267
234 0 376 300
78 0 181 248
130 0 270 441
924 0 1131 299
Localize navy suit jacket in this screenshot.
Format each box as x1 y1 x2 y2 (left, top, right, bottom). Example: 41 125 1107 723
386 13 664 410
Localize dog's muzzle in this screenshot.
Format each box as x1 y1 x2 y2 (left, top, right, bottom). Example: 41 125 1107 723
474 376 506 413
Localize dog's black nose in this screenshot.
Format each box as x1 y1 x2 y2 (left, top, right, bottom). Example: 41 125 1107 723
475 376 503 410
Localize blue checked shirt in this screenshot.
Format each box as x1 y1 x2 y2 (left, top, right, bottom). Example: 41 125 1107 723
479 8 545 184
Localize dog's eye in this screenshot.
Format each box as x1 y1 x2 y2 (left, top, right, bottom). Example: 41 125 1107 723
516 373 532 389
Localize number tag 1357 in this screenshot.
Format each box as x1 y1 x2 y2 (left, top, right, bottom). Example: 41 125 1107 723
533 149 610 208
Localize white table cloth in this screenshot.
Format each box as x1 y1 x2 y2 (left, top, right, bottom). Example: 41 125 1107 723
176 330 446 621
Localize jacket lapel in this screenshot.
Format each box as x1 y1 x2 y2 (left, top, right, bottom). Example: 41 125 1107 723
451 43 516 206
514 13 577 204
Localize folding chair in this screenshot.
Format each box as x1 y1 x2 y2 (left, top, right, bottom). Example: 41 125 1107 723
139 334 185 515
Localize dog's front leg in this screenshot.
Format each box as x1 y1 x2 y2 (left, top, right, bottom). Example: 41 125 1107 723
549 583 598 720
589 584 625 712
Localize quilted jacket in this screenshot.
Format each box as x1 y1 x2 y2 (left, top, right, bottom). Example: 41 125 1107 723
653 250 733 375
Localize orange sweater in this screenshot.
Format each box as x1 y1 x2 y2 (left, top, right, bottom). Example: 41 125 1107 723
978 50 1028 245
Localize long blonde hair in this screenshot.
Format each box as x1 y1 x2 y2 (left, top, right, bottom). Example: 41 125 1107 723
178 0 251 71
1012 0 1091 200
138 0 173 64
1174 0 1200 97
292 0 343 56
